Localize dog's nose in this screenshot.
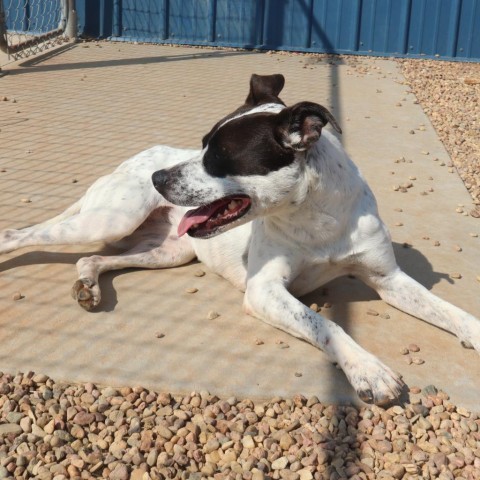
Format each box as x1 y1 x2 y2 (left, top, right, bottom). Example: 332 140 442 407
152 170 168 193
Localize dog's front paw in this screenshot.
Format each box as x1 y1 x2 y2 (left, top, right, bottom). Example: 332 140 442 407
71 278 100 311
343 355 405 406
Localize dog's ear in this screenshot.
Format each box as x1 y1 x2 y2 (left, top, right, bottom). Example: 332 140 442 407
276 101 342 151
245 74 285 106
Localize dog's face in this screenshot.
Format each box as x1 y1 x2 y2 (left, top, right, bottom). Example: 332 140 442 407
152 74 341 239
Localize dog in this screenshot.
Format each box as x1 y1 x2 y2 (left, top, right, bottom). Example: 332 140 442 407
1 74 478 406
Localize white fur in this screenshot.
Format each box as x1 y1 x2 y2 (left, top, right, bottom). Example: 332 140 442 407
1 111 479 406
220 103 284 128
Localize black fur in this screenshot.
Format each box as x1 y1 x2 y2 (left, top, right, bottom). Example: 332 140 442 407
200 74 341 178
203 113 295 177
202 74 286 149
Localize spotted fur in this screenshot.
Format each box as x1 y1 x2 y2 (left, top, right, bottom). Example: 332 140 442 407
1 74 479 406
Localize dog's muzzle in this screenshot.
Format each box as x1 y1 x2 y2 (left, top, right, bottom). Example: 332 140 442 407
152 168 252 239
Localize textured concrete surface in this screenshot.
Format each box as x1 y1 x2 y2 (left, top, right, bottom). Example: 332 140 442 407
0 51 11 73
0 43 479 411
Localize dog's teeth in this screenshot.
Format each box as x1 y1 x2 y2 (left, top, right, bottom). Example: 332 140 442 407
192 223 199 228
228 201 237 211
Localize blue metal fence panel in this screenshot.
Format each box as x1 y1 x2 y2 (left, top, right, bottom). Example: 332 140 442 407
456 0 480 58
5 0 60 33
29 0 60 32
310 0 362 53
214 0 259 46
168 0 211 43
79 0 113 40
262 0 311 50
120 0 167 41
76 0 480 61
4 0 23 30
359 0 412 55
408 0 460 57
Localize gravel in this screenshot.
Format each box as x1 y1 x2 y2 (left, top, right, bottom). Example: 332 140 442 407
399 59 480 212
1 372 480 480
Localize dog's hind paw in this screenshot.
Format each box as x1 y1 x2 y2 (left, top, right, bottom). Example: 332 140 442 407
71 278 100 311
344 356 405 406
456 316 480 353
0 228 20 254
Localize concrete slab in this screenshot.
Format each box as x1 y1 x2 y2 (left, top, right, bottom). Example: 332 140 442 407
0 44 478 411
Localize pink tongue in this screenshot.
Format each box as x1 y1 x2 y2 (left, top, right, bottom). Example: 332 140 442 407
177 205 218 237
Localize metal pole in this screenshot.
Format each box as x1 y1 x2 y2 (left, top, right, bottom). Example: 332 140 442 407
113 0 122 37
66 0 77 40
0 0 9 54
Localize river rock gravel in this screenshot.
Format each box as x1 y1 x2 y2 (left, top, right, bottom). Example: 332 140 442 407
399 59 480 211
1 372 479 480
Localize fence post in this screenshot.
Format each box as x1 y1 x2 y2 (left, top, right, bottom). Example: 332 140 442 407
208 0 217 43
0 0 8 53
66 0 78 40
112 0 122 37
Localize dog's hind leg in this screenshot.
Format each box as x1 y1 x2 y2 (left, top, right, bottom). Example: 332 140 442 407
0 169 164 254
72 227 196 310
0 209 151 254
0 198 85 253
363 268 480 353
25 198 84 228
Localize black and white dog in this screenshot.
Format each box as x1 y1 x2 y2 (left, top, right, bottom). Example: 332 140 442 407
1 74 478 405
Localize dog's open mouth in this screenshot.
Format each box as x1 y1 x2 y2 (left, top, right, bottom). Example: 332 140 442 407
178 195 251 238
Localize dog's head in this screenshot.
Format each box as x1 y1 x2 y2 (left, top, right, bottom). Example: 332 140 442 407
152 74 341 239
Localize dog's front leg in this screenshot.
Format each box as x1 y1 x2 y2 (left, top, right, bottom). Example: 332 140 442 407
244 276 405 405
364 268 480 352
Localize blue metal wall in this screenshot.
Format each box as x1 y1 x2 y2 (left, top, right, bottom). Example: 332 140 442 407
76 0 480 61
5 0 61 33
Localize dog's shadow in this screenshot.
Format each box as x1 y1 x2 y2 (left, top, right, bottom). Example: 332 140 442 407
300 241 452 309
0 247 120 312
299 243 452 406
0 242 451 315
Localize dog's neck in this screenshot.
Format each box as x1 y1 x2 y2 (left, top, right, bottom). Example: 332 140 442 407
262 131 367 248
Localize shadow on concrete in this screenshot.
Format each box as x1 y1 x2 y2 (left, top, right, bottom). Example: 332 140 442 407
300 241 453 307
0 248 115 274
1 241 452 312
0 247 198 313
5 44 257 75
0 238 451 410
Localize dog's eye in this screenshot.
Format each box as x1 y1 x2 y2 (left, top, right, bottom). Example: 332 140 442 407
202 146 225 177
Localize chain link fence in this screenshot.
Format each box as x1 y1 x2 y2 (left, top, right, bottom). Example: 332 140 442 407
0 0 76 61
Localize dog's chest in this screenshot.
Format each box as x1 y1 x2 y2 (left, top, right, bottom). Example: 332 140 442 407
289 261 350 296
279 233 355 296
192 224 252 291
